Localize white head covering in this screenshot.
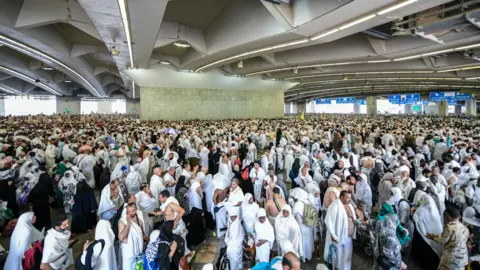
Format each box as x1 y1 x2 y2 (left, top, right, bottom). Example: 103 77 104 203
4 212 44 270
254 208 274 243
188 181 203 211
275 204 302 257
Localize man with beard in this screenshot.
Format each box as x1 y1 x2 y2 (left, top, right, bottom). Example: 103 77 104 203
118 202 144 270
40 215 74 270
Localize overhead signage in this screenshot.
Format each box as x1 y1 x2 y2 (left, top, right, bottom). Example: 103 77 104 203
455 92 472 101
335 97 355 104
429 91 457 102
389 94 420 104
448 100 457 105
357 99 366 105
315 98 331 104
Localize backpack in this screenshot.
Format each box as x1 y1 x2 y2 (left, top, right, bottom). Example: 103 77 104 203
75 240 105 270
23 240 44 270
289 158 301 180
303 202 319 227
241 167 250 181
110 205 124 241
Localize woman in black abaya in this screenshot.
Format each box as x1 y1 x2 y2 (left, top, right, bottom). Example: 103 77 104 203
28 173 54 230
70 178 98 235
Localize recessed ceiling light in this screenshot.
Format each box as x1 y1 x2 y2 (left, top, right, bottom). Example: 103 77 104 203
174 41 191 48
160 60 171 65
65 79 72 83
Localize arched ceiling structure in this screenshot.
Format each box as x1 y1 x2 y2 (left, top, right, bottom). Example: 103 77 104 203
1 0 479 101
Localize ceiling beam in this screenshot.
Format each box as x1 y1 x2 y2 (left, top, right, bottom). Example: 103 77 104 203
129 0 168 68
260 0 294 31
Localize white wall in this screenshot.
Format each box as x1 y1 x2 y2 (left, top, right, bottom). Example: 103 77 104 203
377 100 405 114
81 99 126 114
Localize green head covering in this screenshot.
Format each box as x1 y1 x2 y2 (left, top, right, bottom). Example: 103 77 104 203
377 202 411 245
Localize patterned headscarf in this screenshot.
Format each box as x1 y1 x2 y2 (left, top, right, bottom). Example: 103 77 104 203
377 203 411 245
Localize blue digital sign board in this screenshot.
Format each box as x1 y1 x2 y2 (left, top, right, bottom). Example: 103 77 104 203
335 97 355 104
357 99 366 105
389 94 420 104
316 98 331 104
429 92 456 102
455 92 472 101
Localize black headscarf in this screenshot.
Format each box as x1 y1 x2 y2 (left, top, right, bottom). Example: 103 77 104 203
175 175 187 195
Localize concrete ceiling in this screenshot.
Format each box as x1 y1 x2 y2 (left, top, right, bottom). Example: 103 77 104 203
0 0 479 101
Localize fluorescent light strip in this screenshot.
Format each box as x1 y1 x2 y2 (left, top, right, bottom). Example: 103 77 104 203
461 65 480 70
393 55 422 61
196 38 309 72
0 35 100 97
0 66 60 95
437 68 459 73
117 0 134 68
246 67 292 76
422 49 454 56
466 77 480 80
367 60 391 63
338 14 377 30
310 29 339 41
200 1 421 72
454 43 480 50
377 0 419 15
0 85 14 94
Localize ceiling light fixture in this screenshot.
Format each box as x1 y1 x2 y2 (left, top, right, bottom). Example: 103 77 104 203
377 0 419 15
160 60 171 65
0 35 100 96
173 41 191 48
117 0 134 68
461 65 480 70
466 77 480 80
338 14 377 30
437 68 459 73
196 38 309 72
393 55 422 61
454 43 480 51
64 79 72 83
41 64 54 71
422 49 454 56
367 60 391 63
237 60 243 68
310 29 339 41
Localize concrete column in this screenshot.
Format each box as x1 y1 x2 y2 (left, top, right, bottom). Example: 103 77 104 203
126 99 140 115
0 98 5 116
438 101 448 116
297 102 306 114
405 104 413 114
366 96 377 116
454 105 462 114
56 97 80 115
353 102 360 114
466 100 477 116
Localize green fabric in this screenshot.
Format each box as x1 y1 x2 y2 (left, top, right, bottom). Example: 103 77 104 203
56 162 66 177
378 203 411 245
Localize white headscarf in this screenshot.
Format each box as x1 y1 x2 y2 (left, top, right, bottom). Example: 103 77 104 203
412 193 443 256
225 207 244 248
188 181 203 211
241 193 260 233
254 208 275 243
274 205 303 257
4 212 44 270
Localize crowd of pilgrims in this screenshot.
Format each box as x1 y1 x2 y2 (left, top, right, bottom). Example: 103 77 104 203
0 113 480 269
